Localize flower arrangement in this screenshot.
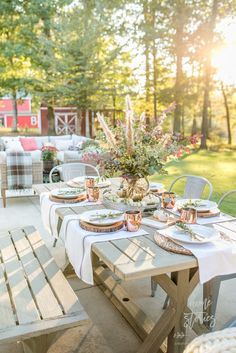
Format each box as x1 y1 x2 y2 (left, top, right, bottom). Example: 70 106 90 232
97 96 198 202
97 96 197 179
41 144 58 161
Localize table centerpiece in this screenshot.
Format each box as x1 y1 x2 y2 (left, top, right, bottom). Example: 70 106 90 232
96 96 198 211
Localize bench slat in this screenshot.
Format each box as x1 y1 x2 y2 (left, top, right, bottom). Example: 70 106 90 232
0 265 16 329
10 229 63 320
0 235 40 324
24 226 83 314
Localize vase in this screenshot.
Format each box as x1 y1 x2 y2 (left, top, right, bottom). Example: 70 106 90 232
43 160 55 173
118 175 149 201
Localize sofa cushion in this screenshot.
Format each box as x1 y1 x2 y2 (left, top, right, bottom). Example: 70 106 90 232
34 136 49 149
56 151 82 163
54 139 72 151
71 134 88 146
49 135 72 144
19 137 38 151
30 150 42 162
5 140 24 152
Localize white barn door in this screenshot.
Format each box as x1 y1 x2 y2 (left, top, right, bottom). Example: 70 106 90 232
55 112 77 135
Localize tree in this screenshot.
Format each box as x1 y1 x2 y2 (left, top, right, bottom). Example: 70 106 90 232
221 82 232 145
200 0 219 149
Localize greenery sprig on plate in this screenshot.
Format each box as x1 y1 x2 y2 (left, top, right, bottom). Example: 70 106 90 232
175 221 204 242
89 212 123 221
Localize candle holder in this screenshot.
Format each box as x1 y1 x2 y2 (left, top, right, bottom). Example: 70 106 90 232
162 192 176 209
124 210 142 232
87 186 100 202
180 207 197 224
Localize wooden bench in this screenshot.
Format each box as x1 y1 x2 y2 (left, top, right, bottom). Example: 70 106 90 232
0 226 89 353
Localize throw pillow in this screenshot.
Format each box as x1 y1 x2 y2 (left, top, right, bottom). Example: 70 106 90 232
19 137 38 151
4 140 24 152
55 139 71 151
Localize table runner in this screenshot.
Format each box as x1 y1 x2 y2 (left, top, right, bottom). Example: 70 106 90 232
40 192 100 238
158 226 236 283
60 215 148 285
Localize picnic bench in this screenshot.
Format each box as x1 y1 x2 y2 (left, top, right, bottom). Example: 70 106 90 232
0 226 89 353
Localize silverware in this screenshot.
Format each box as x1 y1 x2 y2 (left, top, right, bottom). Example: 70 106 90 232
220 232 236 243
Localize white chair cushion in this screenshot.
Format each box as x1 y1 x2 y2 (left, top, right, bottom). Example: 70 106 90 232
5 140 24 152
54 139 72 151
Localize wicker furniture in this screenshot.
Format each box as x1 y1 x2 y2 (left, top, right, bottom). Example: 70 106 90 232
0 161 43 207
184 327 236 353
169 175 213 199
0 225 88 353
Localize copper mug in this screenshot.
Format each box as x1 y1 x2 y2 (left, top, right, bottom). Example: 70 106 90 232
124 210 142 232
85 177 96 188
87 186 100 202
180 207 197 224
162 192 176 209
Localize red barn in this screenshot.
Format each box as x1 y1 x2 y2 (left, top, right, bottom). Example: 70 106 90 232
0 96 40 130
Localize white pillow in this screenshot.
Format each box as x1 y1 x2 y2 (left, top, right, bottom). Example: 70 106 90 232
55 140 72 151
5 140 24 152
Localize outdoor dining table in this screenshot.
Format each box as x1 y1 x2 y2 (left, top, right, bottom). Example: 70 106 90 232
33 181 236 353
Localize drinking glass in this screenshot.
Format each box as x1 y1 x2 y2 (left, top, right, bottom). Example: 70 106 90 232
180 207 197 224
162 192 176 209
124 210 142 232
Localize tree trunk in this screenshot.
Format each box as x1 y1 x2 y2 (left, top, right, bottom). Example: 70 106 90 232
221 82 232 145
173 1 185 133
47 106 56 135
12 90 18 132
112 94 116 127
144 1 151 126
192 117 197 135
200 0 218 149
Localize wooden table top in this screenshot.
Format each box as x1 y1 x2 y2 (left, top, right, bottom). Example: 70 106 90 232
33 181 236 281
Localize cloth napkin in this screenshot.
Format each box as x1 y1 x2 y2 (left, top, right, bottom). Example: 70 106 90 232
40 192 100 238
142 217 176 230
158 226 236 284
60 214 148 285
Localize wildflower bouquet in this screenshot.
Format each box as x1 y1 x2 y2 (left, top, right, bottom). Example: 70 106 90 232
97 96 196 180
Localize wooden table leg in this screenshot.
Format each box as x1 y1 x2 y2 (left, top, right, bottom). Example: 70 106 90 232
138 268 199 353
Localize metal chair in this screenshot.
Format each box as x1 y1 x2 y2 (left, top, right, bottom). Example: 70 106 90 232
49 162 100 183
168 174 213 199
203 190 236 327
151 175 213 298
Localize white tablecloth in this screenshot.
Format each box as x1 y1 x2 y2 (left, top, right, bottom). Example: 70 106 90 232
159 226 236 283
60 215 148 285
40 192 100 238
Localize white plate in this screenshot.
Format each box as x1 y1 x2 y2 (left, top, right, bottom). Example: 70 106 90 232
159 224 220 244
51 188 85 199
79 209 124 226
72 177 111 188
149 182 164 191
176 199 217 212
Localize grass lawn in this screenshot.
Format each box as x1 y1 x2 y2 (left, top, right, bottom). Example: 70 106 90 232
150 150 236 215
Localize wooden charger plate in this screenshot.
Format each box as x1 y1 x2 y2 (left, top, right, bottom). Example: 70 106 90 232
177 207 220 218
49 193 87 204
79 220 124 233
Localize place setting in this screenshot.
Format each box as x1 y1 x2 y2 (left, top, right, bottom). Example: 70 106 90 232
59 208 148 284
66 175 112 189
